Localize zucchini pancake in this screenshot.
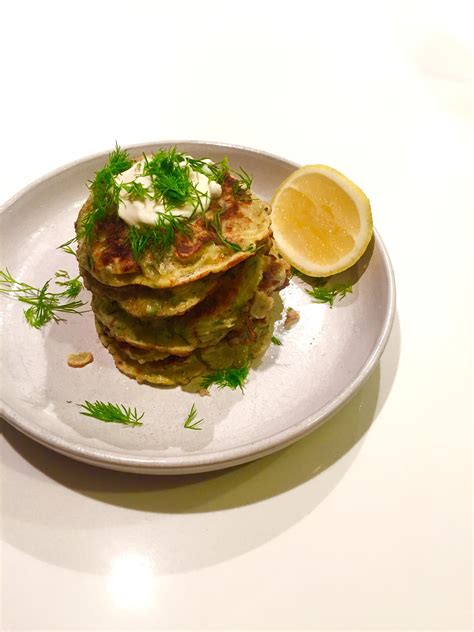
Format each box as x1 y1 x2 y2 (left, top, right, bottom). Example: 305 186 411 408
76 145 290 386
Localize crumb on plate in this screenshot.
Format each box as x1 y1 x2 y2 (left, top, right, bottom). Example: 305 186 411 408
284 307 300 329
67 352 94 368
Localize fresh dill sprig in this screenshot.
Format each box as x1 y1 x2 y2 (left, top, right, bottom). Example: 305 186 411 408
142 149 231 212
208 207 253 253
127 213 191 261
122 180 151 202
186 155 229 184
127 226 155 261
271 336 283 346
143 148 196 211
108 143 134 174
57 236 77 255
189 181 210 216
183 403 204 430
82 171 119 238
191 157 251 193
231 166 253 199
53 270 82 298
80 143 133 241
211 156 230 183
0 268 88 329
78 400 144 426
307 283 353 307
201 366 250 393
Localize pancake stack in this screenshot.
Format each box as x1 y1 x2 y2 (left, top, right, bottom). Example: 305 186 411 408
76 170 290 386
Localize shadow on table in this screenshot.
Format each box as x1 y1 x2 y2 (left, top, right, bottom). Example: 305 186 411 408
1 313 400 573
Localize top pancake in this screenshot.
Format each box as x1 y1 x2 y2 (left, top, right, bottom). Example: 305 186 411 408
76 172 272 289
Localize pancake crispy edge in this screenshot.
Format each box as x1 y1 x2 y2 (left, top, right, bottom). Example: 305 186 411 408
80 267 222 318
95 303 277 387
93 256 289 385
91 254 266 355
96 320 206 386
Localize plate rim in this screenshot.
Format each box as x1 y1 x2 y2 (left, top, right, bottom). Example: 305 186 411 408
0 141 396 475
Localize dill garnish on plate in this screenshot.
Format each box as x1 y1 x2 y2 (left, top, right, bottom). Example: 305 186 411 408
183 404 204 430
201 366 250 393
78 400 144 427
306 283 353 307
0 268 88 329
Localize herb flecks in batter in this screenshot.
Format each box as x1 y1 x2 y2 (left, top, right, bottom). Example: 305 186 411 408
201 366 249 393
78 400 144 426
0 268 88 329
183 404 204 430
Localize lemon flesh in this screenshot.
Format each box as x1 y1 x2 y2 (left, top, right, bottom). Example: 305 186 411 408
271 165 373 277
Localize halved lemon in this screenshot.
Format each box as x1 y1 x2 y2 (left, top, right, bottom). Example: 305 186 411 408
271 165 373 277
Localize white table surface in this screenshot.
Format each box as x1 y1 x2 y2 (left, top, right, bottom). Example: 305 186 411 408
1 1 472 630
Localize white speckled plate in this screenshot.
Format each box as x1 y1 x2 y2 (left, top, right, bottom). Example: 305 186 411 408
0 142 395 474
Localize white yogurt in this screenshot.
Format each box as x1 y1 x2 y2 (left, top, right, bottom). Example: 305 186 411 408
115 156 222 227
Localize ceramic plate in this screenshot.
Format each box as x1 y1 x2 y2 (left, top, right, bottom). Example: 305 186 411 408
0 142 395 474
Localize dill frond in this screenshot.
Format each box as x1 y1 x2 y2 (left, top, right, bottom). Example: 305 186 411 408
127 213 191 261
200 366 250 393
80 144 133 241
0 268 88 329
78 400 144 426
208 207 253 253
306 283 353 307
183 403 204 430
57 236 77 255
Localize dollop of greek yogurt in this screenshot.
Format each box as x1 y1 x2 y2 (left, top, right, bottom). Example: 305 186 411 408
115 156 222 227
